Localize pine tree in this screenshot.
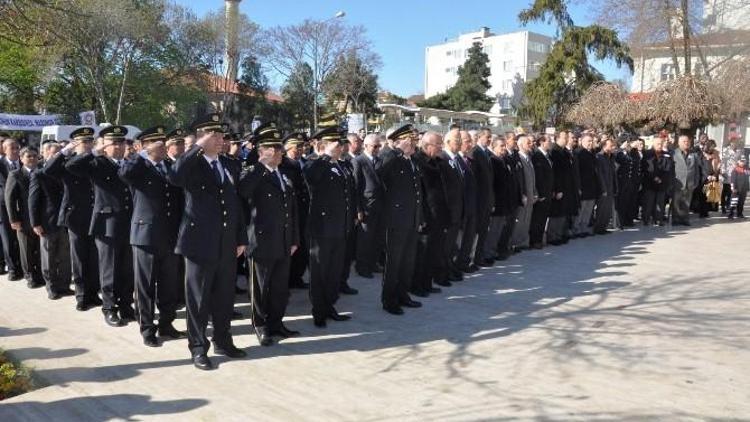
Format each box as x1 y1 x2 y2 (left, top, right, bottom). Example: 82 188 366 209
420 42 494 111
518 0 633 127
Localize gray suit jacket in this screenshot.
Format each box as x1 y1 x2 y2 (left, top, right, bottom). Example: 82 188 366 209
673 149 699 192
519 152 537 200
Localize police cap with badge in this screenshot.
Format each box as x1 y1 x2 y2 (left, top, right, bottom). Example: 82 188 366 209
100 125 128 144
387 123 415 141
70 127 96 142
190 113 226 134
137 126 167 145
165 128 186 146
253 122 283 147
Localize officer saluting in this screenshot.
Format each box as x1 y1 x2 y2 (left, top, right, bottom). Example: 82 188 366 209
118 126 185 348
280 132 310 290
304 126 353 328
66 125 134 327
378 124 424 315
44 128 101 311
238 122 300 346
168 113 249 371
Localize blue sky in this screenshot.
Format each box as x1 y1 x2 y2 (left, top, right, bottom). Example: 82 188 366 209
175 0 631 96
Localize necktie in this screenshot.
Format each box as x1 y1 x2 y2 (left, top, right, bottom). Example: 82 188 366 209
157 162 167 177
10 161 18 170
211 160 222 185
272 170 285 192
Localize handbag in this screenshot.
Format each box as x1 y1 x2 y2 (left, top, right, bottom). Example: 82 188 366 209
703 180 721 204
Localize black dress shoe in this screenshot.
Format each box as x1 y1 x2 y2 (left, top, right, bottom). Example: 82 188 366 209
76 302 92 312
468 264 480 272
356 271 374 279
143 335 161 348
235 286 248 294
120 306 136 322
435 279 453 287
400 299 422 308
457 265 476 274
428 286 442 294
158 324 187 339
214 345 247 358
8 272 23 281
476 259 494 267
383 305 404 315
104 310 124 327
58 288 75 297
328 310 351 321
192 354 214 370
271 324 300 338
339 285 359 295
88 296 103 307
313 317 327 328
27 280 44 289
255 327 274 346
410 289 429 298
48 292 62 300
231 310 243 320
0 267 7 275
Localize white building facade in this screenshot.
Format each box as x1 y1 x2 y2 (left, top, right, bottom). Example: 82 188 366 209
424 28 553 110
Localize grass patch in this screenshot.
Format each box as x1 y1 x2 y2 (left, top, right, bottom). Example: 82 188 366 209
0 348 33 400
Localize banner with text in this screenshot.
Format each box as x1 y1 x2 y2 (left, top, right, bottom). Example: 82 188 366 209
0 113 62 132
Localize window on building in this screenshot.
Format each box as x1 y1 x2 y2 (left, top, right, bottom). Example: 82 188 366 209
502 79 512 91
446 50 451 56
528 41 547 53
500 97 511 109
503 60 513 72
660 63 676 81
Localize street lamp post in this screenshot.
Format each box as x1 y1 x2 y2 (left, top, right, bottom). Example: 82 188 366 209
312 10 346 130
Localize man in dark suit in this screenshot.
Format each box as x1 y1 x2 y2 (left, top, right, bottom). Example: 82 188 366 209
352 133 384 278
303 127 353 327
641 137 674 226
594 139 618 234
470 129 495 267
377 124 423 315
484 137 521 261
29 141 73 299
548 132 577 244
440 128 465 281
337 141 359 296
238 122 300 347
119 126 185 348
573 134 600 237
280 133 310 289
455 130 479 272
168 114 249 370
615 138 640 227
5 146 44 289
0 138 23 280
672 135 700 226
164 129 187 307
530 136 554 249
43 128 101 310
412 131 451 294
66 125 134 327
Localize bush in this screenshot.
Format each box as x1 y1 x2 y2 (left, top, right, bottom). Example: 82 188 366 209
0 350 32 400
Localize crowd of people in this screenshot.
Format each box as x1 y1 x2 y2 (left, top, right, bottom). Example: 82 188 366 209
0 117 748 371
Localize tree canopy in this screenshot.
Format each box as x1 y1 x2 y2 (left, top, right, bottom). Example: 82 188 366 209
420 42 494 111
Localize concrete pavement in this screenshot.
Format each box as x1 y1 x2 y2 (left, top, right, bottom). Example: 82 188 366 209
1 217 749 421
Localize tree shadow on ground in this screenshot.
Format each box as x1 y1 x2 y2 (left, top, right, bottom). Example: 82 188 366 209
0 393 208 422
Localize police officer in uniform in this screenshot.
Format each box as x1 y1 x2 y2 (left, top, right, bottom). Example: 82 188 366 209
279 133 309 289
44 128 101 311
239 122 300 346
168 113 248 370
303 127 353 328
30 141 73 299
119 126 186 348
378 124 423 315
66 126 134 327
164 129 187 307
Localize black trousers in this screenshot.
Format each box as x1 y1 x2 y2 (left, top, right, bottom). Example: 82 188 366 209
594 195 615 232
497 212 516 256
339 227 355 289
289 207 309 286
382 228 418 308
642 189 667 224
617 180 637 225
735 192 747 216
309 236 345 320
69 230 100 304
456 211 477 268
94 236 133 312
474 204 492 264
530 200 551 245
41 229 71 294
133 245 179 337
445 224 461 275
0 213 21 275
721 183 732 212
184 240 237 356
251 255 291 331
355 208 381 275
16 230 43 284
413 225 448 294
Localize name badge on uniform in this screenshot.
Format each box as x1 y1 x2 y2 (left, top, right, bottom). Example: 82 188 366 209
331 167 340 176
282 174 293 188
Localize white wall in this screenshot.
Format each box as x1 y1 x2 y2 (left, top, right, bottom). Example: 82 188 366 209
425 30 551 102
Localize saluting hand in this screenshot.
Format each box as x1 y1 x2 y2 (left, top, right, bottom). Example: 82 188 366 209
10 222 21 231
33 226 45 237
236 245 246 257
290 245 298 256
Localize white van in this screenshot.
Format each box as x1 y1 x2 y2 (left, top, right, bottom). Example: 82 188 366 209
41 124 141 142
